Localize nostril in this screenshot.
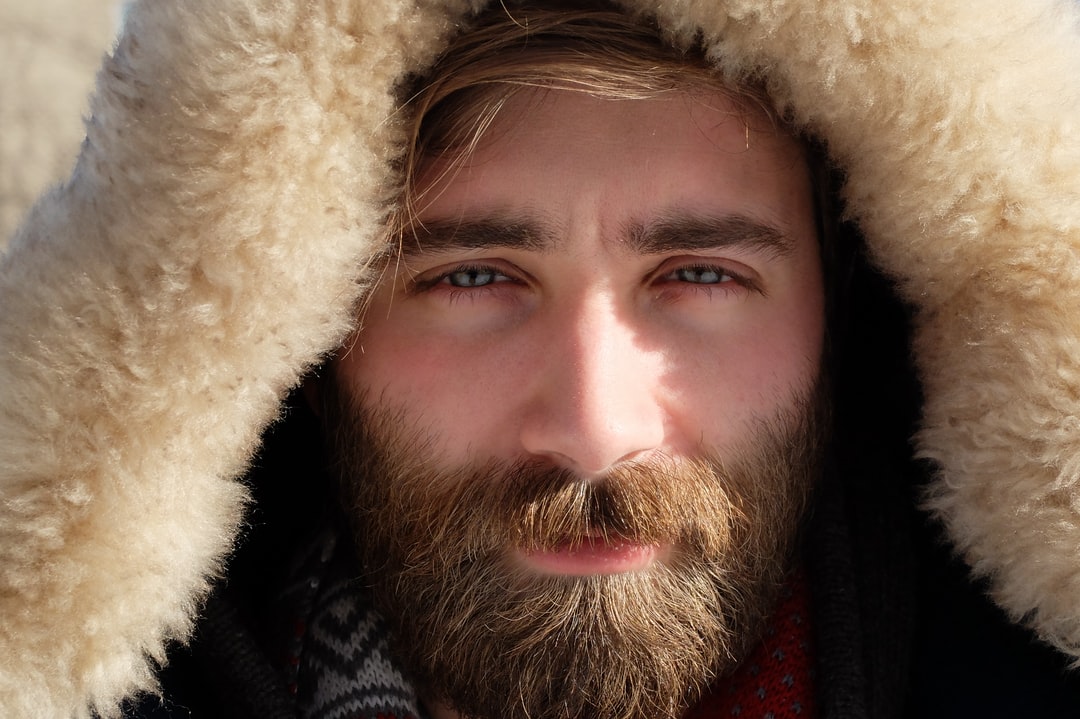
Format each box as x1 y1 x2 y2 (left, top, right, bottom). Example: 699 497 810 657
518 400 666 478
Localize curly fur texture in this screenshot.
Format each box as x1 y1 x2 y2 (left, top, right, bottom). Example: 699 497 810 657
2 0 1080 715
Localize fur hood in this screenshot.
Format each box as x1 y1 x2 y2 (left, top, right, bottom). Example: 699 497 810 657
3 0 1080 715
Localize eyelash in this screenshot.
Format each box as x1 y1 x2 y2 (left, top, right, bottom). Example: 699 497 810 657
412 260 757 298
653 260 760 296
662 264 735 285
411 263 516 297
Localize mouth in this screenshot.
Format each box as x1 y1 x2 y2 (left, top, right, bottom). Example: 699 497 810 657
515 535 666 576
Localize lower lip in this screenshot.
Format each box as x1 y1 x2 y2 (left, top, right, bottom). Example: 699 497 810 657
517 537 662 576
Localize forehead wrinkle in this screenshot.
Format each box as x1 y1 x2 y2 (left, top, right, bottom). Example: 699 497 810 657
402 214 557 258
623 212 797 259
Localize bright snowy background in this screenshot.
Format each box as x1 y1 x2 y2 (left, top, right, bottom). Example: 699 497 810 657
1 0 124 241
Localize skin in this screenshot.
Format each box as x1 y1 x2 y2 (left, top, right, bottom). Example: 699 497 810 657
332 88 825 718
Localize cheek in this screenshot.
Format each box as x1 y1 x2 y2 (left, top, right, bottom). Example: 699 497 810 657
664 289 824 449
335 323 533 455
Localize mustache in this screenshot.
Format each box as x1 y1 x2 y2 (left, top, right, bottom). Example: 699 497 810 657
437 457 744 555
335 430 757 567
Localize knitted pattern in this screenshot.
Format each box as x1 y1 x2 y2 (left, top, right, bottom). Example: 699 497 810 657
686 572 816 719
291 533 426 719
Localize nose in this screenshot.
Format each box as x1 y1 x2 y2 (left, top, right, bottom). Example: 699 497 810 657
518 293 666 477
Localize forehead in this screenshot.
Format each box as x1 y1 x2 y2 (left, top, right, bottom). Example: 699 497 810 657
408 88 814 255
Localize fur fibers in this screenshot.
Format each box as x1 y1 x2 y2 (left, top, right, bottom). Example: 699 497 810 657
2 0 1079 715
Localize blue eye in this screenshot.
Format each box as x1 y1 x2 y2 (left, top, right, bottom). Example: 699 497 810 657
670 266 733 284
443 266 507 288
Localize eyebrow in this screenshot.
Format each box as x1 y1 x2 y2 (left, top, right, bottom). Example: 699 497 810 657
402 217 553 258
626 213 796 258
400 212 796 259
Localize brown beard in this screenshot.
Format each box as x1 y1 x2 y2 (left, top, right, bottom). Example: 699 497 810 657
323 377 828 719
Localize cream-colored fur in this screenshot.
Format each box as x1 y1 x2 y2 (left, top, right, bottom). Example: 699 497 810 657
2 0 1079 715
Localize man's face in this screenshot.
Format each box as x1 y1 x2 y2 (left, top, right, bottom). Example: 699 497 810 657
328 89 826 719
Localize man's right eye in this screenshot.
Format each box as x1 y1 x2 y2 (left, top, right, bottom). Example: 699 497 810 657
443 267 505 288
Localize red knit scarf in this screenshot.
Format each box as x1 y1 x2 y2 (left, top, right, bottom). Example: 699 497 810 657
685 571 816 719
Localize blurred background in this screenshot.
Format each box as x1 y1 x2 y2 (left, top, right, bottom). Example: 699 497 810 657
1 0 124 241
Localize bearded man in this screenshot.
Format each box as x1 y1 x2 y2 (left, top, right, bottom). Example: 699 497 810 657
314 11 829 714
5 1 1080 718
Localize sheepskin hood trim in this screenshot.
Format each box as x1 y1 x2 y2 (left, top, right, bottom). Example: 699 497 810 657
3 0 1080 715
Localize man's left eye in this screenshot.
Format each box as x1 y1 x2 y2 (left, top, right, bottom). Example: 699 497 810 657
668 266 733 284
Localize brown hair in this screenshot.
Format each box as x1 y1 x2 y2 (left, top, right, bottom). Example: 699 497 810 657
375 1 843 344
392 0 782 234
